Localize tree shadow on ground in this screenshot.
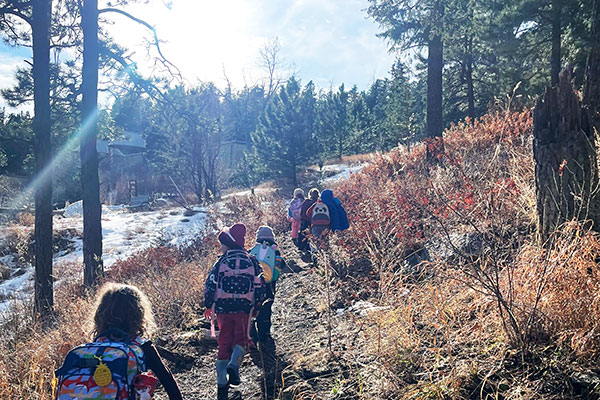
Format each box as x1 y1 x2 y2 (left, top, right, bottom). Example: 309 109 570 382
249 336 289 400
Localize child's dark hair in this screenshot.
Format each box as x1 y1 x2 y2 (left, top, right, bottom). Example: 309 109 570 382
92 283 156 338
309 188 320 201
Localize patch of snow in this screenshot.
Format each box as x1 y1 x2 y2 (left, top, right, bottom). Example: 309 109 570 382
63 200 84 218
321 163 347 172
321 164 365 185
347 300 389 317
0 266 33 313
0 205 209 315
0 255 16 269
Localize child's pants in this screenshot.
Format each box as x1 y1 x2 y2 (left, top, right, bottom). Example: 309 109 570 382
291 219 301 239
217 312 249 359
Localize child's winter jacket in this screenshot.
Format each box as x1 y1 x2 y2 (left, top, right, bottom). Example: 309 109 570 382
320 189 349 232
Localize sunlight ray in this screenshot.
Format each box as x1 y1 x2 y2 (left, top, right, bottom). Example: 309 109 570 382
8 109 99 211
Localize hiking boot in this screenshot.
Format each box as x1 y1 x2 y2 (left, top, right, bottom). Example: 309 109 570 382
226 344 245 386
217 385 229 400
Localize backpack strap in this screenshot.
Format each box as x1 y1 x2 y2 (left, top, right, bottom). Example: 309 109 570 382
210 303 217 338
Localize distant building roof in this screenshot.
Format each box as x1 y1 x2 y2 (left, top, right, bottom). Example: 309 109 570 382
109 131 145 151
97 140 109 154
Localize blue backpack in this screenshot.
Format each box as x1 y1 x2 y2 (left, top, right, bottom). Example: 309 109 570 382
250 242 281 283
320 190 349 232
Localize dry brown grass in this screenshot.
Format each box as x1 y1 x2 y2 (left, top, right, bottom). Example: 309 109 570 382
16 212 35 227
0 238 217 399
316 110 600 398
512 222 600 355
323 153 374 166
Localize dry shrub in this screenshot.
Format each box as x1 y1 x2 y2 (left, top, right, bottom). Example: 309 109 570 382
3 224 34 265
324 110 539 397
223 194 289 241
332 110 534 296
108 246 181 281
512 221 600 357
0 284 92 399
16 212 34 226
134 260 210 331
0 220 219 399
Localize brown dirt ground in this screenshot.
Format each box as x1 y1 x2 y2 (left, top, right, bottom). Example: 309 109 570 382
151 237 367 400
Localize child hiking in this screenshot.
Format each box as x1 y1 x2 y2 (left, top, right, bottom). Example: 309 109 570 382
307 189 349 237
288 188 305 248
306 189 350 257
204 223 266 400
249 226 287 343
55 283 183 400
299 188 319 252
320 189 349 232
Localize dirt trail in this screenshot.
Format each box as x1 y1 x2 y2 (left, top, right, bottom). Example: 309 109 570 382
151 238 359 400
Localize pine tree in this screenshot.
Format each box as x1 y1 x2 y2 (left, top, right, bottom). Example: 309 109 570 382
367 0 447 162
316 84 350 161
32 0 53 317
81 0 103 286
252 77 316 186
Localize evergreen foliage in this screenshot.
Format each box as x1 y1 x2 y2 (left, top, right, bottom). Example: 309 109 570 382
252 77 316 186
2 0 600 196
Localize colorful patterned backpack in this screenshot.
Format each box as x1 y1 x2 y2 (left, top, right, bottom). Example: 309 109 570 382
289 198 303 220
249 242 280 283
214 250 262 304
55 329 146 400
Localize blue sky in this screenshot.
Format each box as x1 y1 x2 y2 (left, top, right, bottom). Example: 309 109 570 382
0 0 396 109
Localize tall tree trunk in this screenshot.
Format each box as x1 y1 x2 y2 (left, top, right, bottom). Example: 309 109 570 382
426 0 444 163
32 0 53 318
551 0 562 86
534 69 599 241
81 0 103 286
582 0 600 231
465 35 476 123
584 0 600 115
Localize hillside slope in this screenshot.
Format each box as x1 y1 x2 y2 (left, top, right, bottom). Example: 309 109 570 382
2 110 600 400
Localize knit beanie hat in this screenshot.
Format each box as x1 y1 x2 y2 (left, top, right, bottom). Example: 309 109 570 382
256 225 275 243
293 188 305 199
218 223 246 249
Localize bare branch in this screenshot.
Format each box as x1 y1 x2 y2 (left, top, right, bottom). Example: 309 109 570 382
98 7 182 80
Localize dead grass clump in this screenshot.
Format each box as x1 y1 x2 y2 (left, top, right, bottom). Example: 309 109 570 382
16 212 34 226
4 224 33 265
223 194 289 241
0 228 217 399
512 221 600 357
0 284 92 399
134 261 209 331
